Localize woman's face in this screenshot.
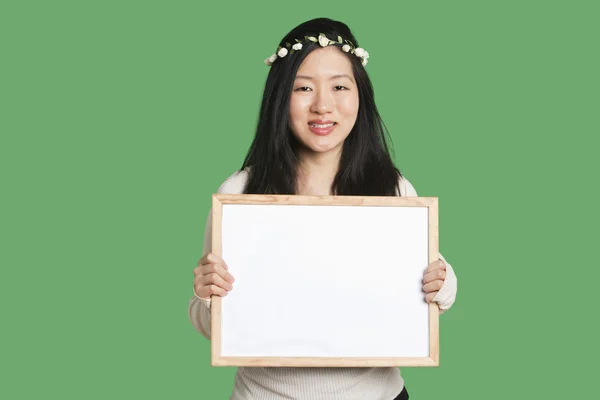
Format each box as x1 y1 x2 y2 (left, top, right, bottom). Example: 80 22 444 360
289 46 359 156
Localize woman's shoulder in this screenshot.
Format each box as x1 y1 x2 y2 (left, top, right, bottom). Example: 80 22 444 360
216 167 251 195
397 174 419 197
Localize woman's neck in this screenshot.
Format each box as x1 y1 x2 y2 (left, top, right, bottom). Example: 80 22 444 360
296 148 341 196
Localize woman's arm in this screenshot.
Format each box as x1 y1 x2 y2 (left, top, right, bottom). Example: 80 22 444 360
187 209 214 340
188 170 249 340
400 176 458 314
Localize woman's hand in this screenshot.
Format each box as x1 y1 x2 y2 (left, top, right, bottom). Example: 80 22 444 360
422 259 446 304
193 253 235 299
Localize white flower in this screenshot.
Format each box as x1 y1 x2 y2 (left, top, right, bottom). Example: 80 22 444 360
354 47 366 57
318 34 330 47
264 37 372 68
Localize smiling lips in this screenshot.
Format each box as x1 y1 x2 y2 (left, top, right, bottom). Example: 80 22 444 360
308 120 337 136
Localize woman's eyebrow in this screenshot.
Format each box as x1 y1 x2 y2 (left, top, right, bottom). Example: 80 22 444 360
295 74 355 83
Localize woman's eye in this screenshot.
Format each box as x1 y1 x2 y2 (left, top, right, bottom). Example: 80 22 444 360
294 86 348 92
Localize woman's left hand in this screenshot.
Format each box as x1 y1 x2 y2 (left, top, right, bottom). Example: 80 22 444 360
422 259 447 304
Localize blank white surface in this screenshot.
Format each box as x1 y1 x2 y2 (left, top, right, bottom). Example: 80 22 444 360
220 204 430 358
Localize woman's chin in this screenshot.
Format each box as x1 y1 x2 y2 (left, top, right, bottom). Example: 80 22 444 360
294 132 347 155
304 141 343 155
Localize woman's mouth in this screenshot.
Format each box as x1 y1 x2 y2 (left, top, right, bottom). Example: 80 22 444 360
308 122 337 136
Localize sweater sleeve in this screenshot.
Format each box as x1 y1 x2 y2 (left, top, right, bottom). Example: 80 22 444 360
400 175 458 314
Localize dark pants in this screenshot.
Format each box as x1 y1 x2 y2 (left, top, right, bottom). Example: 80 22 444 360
392 386 409 400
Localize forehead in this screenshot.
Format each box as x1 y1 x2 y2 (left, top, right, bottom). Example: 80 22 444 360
296 46 354 77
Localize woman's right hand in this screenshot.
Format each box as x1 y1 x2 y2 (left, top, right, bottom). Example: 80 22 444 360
193 253 235 299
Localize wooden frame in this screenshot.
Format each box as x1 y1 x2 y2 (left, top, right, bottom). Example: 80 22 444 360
211 194 439 367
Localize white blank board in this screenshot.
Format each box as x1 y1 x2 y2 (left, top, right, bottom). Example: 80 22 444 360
211 195 439 367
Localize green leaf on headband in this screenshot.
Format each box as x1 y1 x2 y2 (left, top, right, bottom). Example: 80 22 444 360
295 39 301 43
307 36 317 42
290 49 295 54
329 40 335 45
286 42 291 48
338 36 342 43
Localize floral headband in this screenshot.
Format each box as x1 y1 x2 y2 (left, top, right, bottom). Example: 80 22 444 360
264 33 370 67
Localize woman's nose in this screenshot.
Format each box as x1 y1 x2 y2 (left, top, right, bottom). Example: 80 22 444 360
310 92 333 114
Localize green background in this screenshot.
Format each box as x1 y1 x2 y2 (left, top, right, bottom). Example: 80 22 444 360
1 0 598 398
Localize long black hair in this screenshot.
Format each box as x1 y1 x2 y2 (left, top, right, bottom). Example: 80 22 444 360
242 17 402 196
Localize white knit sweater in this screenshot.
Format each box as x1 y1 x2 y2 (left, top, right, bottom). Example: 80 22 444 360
188 169 458 400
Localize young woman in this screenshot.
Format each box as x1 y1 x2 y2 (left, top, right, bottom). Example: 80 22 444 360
189 17 458 400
